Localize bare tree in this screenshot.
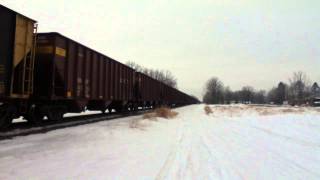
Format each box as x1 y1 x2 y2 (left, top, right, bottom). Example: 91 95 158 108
202 71 318 106
267 87 277 104
203 77 224 104
126 61 143 72
239 86 254 104
253 90 266 104
288 71 310 104
224 86 233 104
126 61 178 88
232 91 241 104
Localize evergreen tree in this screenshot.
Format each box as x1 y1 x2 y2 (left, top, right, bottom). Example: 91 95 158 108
311 82 320 97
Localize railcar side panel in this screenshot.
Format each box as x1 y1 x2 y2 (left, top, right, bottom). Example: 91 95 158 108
84 49 91 98
98 55 104 99
115 62 119 100
0 7 15 97
66 40 75 99
109 60 114 100
90 53 97 99
75 46 84 98
104 58 110 99
53 35 67 98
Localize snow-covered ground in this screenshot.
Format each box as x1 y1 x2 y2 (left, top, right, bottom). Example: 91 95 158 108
1 104 320 180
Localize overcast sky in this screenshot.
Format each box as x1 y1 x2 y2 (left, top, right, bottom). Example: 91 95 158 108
1 0 319 99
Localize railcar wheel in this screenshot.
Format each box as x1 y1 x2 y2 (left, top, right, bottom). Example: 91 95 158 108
0 104 15 130
115 107 123 113
26 106 44 126
101 109 107 114
47 107 65 121
54 111 64 121
132 105 137 111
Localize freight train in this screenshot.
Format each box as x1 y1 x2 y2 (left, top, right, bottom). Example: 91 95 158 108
0 5 198 129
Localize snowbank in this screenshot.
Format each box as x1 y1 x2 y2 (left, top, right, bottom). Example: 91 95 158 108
0 105 320 180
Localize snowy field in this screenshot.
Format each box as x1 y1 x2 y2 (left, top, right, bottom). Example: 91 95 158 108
1 104 320 180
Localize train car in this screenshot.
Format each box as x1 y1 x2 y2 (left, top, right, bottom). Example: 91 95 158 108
134 72 163 108
134 71 198 107
33 32 135 122
0 4 197 130
0 5 37 128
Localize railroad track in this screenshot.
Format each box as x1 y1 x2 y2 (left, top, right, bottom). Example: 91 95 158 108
0 110 149 140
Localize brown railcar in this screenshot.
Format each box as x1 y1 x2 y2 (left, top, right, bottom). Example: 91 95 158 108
0 4 198 129
134 72 197 107
135 72 162 107
34 32 135 117
0 5 37 128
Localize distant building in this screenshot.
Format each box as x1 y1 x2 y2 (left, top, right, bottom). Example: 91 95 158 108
310 97 320 107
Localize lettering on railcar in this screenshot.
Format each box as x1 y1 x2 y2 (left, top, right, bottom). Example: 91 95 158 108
67 91 72 97
55 47 66 57
37 46 66 58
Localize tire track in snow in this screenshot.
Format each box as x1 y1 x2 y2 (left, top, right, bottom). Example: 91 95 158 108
156 105 320 180
156 118 201 180
199 136 244 180
155 119 186 180
156 107 223 179
199 118 246 180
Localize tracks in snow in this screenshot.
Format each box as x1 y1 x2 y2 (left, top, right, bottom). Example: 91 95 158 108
156 107 237 180
155 106 320 180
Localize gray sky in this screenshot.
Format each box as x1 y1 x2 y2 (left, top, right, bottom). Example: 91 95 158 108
2 0 319 99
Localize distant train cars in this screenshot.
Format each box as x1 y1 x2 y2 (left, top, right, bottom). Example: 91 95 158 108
0 4 198 129
134 72 196 107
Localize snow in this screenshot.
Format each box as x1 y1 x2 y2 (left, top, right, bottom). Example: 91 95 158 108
1 104 320 180
12 110 103 123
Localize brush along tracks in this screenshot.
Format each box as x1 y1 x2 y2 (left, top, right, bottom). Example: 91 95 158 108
143 107 179 120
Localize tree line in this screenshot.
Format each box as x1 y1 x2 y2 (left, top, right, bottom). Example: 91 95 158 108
126 61 177 88
203 71 320 105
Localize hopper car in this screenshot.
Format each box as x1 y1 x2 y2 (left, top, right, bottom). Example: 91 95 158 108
0 4 198 129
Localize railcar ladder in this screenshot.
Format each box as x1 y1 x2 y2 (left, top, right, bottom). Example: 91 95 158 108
10 21 38 98
22 23 38 96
